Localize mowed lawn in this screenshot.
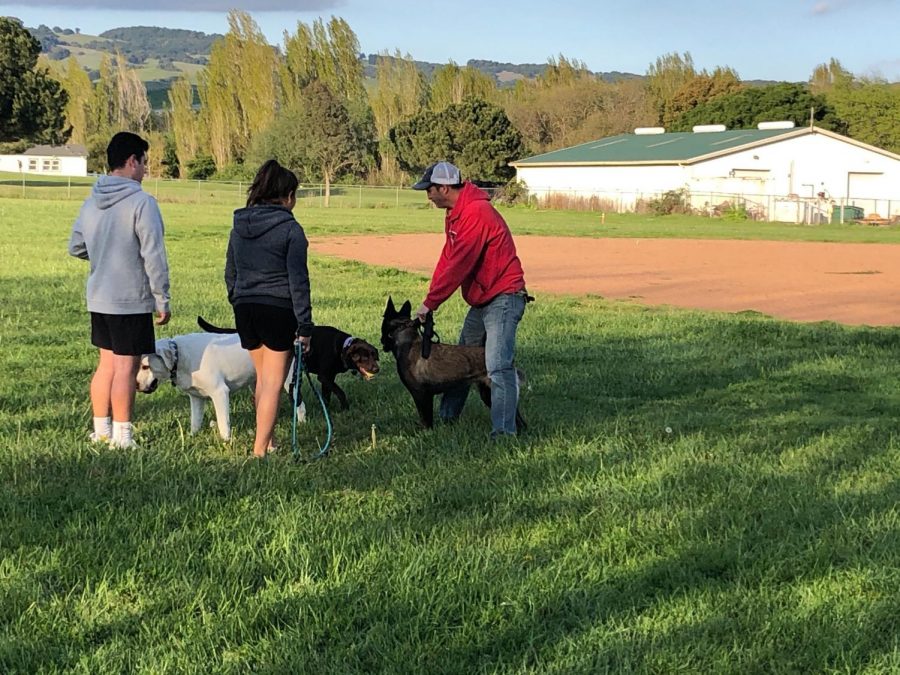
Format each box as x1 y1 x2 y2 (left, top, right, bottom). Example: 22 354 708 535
2 197 900 673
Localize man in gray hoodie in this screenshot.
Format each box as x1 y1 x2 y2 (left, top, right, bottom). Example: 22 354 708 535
68 132 171 449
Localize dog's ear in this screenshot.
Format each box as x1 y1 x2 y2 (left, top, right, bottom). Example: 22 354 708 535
155 342 177 373
385 296 396 316
399 300 412 317
145 354 170 380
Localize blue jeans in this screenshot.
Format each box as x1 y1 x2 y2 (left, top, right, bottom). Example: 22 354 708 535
439 293 526 436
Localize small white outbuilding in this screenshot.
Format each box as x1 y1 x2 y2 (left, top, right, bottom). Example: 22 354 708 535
0 144 88 177
511 124 900 223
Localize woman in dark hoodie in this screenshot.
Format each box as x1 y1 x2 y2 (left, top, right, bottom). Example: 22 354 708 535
225 160 313 459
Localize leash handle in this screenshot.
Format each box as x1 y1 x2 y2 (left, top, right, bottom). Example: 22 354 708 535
421 312 434 359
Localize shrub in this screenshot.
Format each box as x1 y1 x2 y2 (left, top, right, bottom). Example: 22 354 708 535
185 155 216 180
647 189 690 216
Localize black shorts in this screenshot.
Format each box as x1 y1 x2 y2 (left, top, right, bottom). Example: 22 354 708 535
233 303 297 352
90 312 155 356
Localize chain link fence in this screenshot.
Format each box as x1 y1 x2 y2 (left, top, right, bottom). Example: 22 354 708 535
523 186 900 225
2 173 897 225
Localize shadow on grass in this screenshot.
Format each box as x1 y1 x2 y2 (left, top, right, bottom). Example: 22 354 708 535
4 293 900 671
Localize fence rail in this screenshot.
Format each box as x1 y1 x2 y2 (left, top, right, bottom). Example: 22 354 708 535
523 186 900 224
2 173 899 225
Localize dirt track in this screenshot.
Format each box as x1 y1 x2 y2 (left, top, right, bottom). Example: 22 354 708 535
310 234 900 326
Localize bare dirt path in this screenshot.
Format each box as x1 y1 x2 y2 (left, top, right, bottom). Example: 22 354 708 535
310 234 900 326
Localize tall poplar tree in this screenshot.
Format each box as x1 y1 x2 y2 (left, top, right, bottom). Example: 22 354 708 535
201 10 277 169
370 51 429 181
115 52 151 133
59 56 92 145
429 62 496 112
167 74 203 176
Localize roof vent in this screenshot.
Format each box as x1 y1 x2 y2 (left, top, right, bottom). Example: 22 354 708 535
634 127 665 135
757 121 796 130
692 124 727 133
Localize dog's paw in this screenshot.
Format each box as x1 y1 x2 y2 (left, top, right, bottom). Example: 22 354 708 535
295 401 307 424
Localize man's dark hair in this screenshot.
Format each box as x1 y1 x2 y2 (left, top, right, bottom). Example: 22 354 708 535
107 132 149 171
246 159 299 207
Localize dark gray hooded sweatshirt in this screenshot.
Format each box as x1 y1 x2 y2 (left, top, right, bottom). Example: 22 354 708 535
225 205 313 337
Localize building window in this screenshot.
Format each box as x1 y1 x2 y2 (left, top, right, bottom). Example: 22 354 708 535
28 159 37 171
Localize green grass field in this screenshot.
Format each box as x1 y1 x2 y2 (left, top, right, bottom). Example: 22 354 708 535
2 198 900 672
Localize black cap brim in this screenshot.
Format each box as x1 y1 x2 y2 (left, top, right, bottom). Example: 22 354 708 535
411 180 432 190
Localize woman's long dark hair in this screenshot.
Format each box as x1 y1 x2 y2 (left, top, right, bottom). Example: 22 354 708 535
246 159 299 207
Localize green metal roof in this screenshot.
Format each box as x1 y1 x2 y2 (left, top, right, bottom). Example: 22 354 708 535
512 128 804 165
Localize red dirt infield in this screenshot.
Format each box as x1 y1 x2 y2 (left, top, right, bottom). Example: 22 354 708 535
310 234 900 327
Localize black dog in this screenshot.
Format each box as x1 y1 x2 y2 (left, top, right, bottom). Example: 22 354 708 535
197 316 379 411
380 297 526 430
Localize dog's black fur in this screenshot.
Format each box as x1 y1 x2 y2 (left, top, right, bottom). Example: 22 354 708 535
197 316 379 410
380 297 526 430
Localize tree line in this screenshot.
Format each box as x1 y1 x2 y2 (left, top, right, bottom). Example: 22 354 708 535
4 13 900 201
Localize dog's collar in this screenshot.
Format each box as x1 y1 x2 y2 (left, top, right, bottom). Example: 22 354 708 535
341 336 356 370
168 338 178 387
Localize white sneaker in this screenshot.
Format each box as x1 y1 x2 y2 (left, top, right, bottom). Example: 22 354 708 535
110 438 138 449
89 432 110 444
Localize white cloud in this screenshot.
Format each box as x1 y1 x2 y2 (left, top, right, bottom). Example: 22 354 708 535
16 0 342 10
811 0 890 15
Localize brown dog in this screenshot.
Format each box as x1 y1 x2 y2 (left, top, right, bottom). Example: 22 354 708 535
380 297 526 430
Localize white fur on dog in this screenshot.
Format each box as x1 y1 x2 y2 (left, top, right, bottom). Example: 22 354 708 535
137 332 309 441
136 333 256 441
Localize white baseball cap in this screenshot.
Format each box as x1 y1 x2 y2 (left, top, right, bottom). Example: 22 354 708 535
412 161 462 190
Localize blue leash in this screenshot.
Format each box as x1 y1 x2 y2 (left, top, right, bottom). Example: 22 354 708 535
291 342 333 461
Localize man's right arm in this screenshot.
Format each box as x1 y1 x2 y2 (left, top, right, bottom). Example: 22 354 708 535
68 208 89 260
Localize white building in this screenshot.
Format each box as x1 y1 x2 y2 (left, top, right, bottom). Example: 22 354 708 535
511 124 900 223
0 144 88 177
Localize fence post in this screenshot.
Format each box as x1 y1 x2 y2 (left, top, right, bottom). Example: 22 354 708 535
396 185 400 208
67 176 71 199
359 184 362 208
21 172 25 199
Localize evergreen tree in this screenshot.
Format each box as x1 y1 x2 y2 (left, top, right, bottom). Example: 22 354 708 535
0 17 69 144
389 98 523 182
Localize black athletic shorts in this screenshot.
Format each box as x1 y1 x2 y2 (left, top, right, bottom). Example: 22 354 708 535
90 312 155 356
233 302 297 352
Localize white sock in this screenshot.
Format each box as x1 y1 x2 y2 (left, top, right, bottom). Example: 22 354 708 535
112 421 133 447
93 416 111 439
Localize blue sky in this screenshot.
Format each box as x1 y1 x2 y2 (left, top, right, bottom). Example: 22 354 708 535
2 0 898 82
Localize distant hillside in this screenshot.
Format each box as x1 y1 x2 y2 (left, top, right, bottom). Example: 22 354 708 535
361 54 643 87
27 24 219 84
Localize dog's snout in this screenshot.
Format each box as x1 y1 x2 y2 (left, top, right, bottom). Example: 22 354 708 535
139 378 159 394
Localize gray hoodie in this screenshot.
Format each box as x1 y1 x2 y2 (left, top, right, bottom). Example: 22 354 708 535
68 175 170 315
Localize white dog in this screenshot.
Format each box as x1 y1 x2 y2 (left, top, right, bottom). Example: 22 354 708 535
136 333 258 441
137 332 310 441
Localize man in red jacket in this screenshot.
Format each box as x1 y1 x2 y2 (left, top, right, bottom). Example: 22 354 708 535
413 161 528 439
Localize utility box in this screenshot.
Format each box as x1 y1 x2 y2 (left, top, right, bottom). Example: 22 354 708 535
832 205 865 222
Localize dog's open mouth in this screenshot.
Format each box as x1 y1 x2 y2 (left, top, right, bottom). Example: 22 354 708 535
358 368 377 381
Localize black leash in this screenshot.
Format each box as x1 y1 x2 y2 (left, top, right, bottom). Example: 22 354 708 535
420 312 440 359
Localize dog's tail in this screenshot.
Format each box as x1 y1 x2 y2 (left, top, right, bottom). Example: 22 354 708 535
197 315 238 334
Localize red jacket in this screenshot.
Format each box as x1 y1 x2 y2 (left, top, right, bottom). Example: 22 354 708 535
425 182 526 310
